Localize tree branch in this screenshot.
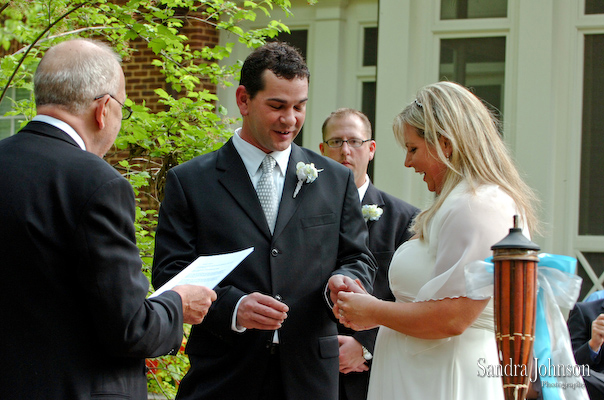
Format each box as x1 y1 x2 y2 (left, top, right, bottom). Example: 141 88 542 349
0 1 89 105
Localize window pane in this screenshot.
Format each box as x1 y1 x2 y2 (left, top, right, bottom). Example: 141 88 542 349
579 35 604 235
0 92 12 115
0 88 30 139
363 27 378 67
362 81 376 179
439 37 506 114
576 252 604 300
0 119 12 141
361 81 376 135
441 0 507 20
585 0 604 15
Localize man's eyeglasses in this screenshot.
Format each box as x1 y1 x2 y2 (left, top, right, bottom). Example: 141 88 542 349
323 138 372 148
94 94 133 120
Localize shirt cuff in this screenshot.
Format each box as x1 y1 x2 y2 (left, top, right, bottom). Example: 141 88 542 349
231 295 247 333
324 282 334 308
589 344 600 361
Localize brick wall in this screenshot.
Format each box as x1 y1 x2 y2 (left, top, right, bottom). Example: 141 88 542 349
1 8 221 210
105 9 221 210
122 8 220 112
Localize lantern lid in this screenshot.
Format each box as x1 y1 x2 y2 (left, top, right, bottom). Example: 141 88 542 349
491 215 540 251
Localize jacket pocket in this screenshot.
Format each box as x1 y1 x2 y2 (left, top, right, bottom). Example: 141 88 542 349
318 335 339 359
301 213 336 229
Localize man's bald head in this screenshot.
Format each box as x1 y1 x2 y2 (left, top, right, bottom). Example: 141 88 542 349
34 39 122 115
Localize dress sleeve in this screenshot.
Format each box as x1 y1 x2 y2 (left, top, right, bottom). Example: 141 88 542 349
415 184 523 302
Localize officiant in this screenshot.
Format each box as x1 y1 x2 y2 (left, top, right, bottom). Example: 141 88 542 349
0 38 216 399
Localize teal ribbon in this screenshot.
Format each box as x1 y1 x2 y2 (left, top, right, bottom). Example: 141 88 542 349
468 254 586 400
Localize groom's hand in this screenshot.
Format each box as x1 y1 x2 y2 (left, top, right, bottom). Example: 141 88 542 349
328 275 367 306
236 292 289 330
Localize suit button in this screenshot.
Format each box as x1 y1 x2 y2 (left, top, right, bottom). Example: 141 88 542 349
271 248 279 257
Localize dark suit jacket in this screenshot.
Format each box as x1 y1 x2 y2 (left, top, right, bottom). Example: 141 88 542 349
567 299 604 399
0 122 185 400
568 299 604 372
339 183 419 400
152 139 377 400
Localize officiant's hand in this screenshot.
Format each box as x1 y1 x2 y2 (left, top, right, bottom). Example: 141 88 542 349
237 292 289 330
172 285 217 325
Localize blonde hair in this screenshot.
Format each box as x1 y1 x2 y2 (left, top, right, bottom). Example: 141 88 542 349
393 81 539 238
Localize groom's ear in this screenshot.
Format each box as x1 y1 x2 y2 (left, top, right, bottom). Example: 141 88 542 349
236 85 250 116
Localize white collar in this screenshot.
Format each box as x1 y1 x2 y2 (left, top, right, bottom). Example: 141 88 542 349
357 174 370 202
232 128 291 177
32 115 86 151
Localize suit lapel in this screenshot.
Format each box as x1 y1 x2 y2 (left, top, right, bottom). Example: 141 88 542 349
273 145 309 239
217 140 272 238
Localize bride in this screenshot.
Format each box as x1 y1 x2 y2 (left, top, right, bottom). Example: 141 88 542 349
336 81 539 400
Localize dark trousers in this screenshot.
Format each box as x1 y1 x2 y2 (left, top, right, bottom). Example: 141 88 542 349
177 344 285 400
260 343 286 400
584 371 604 400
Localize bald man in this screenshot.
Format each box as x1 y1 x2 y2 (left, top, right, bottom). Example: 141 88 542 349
0 39 216 399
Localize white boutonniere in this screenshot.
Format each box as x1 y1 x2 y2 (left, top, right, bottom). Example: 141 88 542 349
293 162 323 198
362 204 383 222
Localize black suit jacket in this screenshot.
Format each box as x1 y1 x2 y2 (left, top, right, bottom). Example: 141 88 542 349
568 299 604 399
339 183 419 400
0 122 185 400
568 299 604 372
152 139 377 400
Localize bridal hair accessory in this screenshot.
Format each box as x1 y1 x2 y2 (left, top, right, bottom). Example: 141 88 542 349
414 99 423 108
362 204 383 222
293 162 323 198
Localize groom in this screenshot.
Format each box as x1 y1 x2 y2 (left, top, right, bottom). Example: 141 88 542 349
152 42 377 400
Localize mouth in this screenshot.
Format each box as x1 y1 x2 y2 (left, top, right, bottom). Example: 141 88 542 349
275 130 292 136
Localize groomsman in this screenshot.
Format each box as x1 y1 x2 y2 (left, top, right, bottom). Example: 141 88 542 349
320 108 419 400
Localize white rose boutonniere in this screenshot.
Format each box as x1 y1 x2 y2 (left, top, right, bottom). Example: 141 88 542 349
362 204 383 222
293 162 323 198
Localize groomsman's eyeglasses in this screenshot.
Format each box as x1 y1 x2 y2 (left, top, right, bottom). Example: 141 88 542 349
94 93 133 120
323 138 372 148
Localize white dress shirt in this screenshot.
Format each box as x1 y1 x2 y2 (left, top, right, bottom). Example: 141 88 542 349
357 174 370 202
232 128 290 207
230 129 292 340
33 115 86 151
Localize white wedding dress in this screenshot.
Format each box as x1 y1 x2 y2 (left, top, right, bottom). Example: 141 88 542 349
367 181 526 400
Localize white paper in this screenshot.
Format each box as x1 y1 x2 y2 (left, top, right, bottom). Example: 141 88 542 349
150 247 254 298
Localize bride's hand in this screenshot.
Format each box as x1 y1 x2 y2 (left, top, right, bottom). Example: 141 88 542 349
336 291 380 331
